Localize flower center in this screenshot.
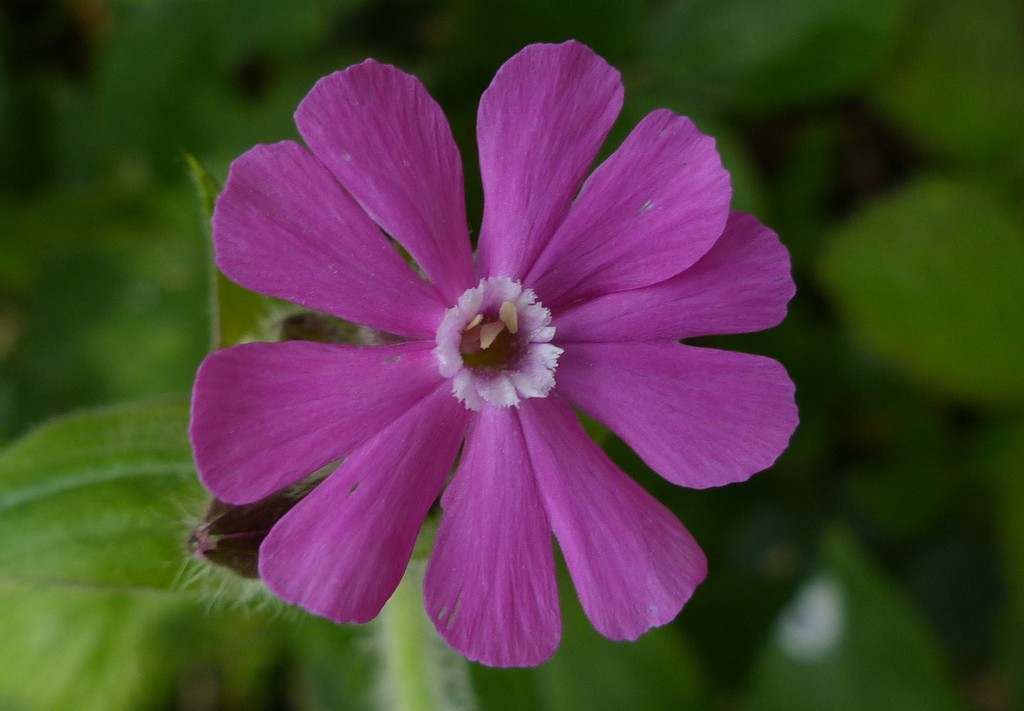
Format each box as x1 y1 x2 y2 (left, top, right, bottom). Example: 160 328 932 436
434 277 562 410
459 301 520 370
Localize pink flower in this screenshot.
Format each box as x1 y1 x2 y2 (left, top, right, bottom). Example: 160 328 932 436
190 41 797 667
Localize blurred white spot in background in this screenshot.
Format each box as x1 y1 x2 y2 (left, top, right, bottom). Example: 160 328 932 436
776 576 846 661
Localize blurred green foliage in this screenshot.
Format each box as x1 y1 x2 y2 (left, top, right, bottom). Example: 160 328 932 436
821 177 1024 405
1 0 1022 709
0 399 203 589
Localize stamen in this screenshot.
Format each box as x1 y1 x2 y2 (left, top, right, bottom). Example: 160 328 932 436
499 301 519 334
434 276 561 410
479 321 505 349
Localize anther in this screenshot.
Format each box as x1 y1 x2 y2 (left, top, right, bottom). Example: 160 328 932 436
499 301 518 334
479 321 505 349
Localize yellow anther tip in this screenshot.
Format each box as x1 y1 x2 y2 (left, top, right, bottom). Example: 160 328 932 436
479 321 505 349
499 301 519 334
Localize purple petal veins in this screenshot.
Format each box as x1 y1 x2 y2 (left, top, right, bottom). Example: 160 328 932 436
424 408 560 667
190 39 798 668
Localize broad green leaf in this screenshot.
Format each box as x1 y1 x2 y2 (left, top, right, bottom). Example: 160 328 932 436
819 178 1024 405
745 528 963 711
645 0 909 110
0 398 288 708
0 399 206 589
0 582 292 711
871 0 1024 168
0 585 186 711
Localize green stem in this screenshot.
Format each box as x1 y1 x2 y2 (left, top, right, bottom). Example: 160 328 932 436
374 560 477 711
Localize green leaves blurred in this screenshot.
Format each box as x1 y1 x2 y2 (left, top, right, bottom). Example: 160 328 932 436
0 190 211 443
820 178 1024 405
0 398 289 711
871 0 1024 171
646 0 909 110
0 588 188 711
94 0 364 181
0 399 201 589
746 529 963 711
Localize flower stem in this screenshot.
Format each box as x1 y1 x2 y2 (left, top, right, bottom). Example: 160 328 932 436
374 560 477 711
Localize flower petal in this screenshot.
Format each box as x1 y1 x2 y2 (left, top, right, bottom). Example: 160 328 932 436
557 342 798 489
526 110 731 307
424 408 560 667
476 41 623 280
213 141 445 338
519 396 707 640
554 212 795 342
259 386 468 624
190 340 443 504
294 60 475 303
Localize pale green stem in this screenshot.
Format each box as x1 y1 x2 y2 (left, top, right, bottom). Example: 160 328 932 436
373 560 478 711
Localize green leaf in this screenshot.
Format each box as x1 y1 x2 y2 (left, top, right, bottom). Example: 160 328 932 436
0 399 206 589
185 153 221 218
0 400 292 709
186 154 282 349
0 586 187 711
0 582 292 711
819 178 1024 405
744 528 963 711
645 0 909 110
0 188 211 433
870 0 1024 168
